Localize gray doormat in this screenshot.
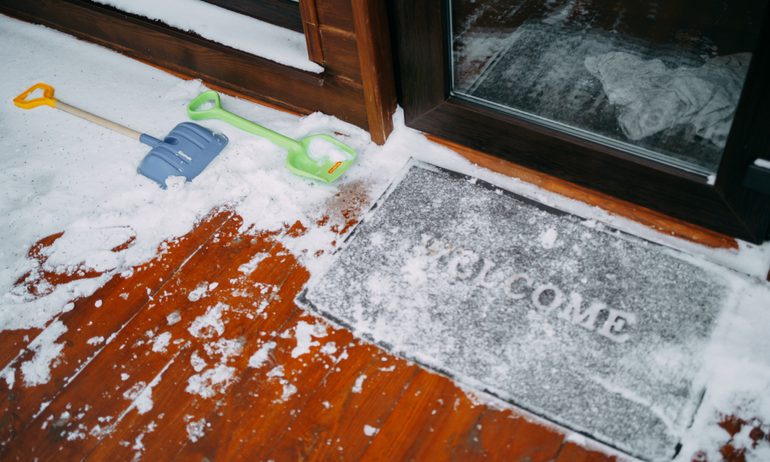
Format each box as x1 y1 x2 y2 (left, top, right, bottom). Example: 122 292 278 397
298 161 728 461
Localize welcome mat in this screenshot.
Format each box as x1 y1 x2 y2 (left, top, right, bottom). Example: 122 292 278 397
299 161 729 460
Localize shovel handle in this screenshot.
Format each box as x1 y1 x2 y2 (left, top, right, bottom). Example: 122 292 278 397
188 91 300 152
13 82 143 141
13 82 56 109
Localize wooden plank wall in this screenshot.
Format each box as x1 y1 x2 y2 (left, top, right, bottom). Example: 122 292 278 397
0 0 397 144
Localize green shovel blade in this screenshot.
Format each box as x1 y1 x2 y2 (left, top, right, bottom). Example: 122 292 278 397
187 91 357 183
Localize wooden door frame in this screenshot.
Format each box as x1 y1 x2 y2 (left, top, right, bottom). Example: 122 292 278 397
389 0 770 243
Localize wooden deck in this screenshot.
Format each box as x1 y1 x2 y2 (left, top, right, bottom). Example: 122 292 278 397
0 183 765 461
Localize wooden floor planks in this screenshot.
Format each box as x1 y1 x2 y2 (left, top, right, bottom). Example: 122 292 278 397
6 188 752 461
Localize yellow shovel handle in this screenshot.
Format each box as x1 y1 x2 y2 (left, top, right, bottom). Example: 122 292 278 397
13 82 143 140
14 82 57 109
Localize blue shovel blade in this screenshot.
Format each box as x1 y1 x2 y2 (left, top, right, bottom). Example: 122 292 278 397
137 122 228 188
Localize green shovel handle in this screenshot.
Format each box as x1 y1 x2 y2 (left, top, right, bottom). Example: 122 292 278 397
187 91 300 152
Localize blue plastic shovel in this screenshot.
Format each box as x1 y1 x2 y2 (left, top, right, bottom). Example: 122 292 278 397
14 83 228 188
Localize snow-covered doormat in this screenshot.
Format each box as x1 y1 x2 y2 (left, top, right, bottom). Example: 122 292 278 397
298 160 735 461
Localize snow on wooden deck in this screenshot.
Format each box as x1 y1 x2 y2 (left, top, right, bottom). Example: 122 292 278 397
1 12 770 462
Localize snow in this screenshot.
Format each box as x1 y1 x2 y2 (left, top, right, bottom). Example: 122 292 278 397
352 374 367 394
204 337 244 360
2 366 15 389
121 360 173 416
248 340 276 369
185 417 207 443
678 281 770 460
266 365 297 402
187 303 227 338
41 225 136 273
267 365 285 379
86 336 105 346
133 387 154 414
185 364 235 399
291 321 327 358
190 351 206 373
151 332 172 353
187 282 211 302
0 13 769 461
166 311 181 326
538 227 559 249
19 320 67 386
307 138 353 164
92 0 322 73
320 342 337 356
238 252 269 275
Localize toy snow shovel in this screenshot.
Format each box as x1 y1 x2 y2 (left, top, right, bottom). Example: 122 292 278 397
13 83 228 188
187 91 356 183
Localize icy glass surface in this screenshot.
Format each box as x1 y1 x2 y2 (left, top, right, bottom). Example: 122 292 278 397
302 163 729 461
450 0 763 174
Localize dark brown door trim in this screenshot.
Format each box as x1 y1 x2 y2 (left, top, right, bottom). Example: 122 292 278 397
202 0 303 32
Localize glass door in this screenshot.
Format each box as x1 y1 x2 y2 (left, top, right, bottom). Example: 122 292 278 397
450 0 765 178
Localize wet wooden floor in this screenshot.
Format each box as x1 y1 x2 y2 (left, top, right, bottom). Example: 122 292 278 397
0 190 763 461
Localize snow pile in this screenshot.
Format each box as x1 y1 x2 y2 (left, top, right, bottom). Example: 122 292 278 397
93 0 322 73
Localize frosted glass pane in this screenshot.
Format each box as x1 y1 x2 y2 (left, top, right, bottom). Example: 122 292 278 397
451 0 764 175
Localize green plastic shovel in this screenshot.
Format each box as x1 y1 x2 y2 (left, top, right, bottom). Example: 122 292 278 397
187 91 356 183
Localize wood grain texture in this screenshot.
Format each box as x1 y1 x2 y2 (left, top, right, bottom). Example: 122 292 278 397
315 0 355 31
319 25 361 81
352 0 398 145
299 0 325 64
202 0 303 32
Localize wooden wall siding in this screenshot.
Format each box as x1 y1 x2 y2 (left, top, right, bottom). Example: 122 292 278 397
0 0 397 143
319 25 362 83
299 0 325 64
352 0 398 144
203 0 304 32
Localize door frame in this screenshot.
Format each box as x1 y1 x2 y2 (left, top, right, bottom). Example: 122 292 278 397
389 0 770 243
